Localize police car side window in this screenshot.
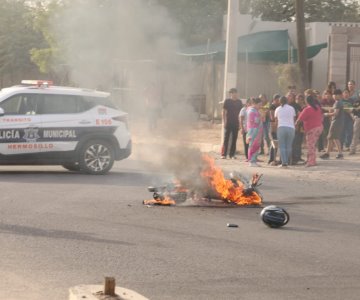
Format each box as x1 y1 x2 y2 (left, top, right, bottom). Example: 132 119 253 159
0 95 22 114
41 95 81 114
21 95 39 115
0 94 38 115
84 96 117 109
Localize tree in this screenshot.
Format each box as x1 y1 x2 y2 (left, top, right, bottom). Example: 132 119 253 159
251 0 360 22
28 0 67 82
156 0 228 45
273 64 300 93
0 0 43 86
295 0 308 89
154 0 256 45
29 0 187 89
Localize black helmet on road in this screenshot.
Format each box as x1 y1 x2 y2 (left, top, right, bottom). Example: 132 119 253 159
260 205 289 228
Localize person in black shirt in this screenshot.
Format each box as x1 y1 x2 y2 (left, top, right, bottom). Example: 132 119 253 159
221 88 243 159
349 98 360 154
288 92 305 164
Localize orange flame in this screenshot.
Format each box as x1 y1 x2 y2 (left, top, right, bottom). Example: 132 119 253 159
201 154 262 206
143 196 176 206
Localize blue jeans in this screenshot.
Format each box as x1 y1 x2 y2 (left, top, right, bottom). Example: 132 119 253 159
277 126 295 165
268 131 277 163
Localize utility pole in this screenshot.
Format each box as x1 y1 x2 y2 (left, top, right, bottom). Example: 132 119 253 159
221 0 239 145
295 0 308 89
223 0 239 101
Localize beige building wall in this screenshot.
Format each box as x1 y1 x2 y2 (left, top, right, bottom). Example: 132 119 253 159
306 23 331 91
195 16 360 118
328 24 360 89
222 14 360 92
200 60 281 119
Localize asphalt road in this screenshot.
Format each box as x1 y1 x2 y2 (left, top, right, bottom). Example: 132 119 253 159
0 155 359 300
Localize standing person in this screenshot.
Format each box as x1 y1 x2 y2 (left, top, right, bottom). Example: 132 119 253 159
246 98 263 167
318 90 335 151
347 80 360 102
327 81 337 95
259 94 271 155
296 95 324 167
221 88 243 159
275 96 296 168
288 93 305 164
313 90 323 105
287 85 297 96
268 94 281 165
295 93 306 109
320 89 345 159
321 89 335 106
341 89 354 151
345 81 359 150
349 97 360 155
239 98 251 161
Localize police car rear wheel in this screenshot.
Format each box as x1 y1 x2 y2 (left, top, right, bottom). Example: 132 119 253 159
79 140 114 175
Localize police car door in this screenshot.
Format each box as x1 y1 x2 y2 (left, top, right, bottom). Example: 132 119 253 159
0 93 43 160
39 94 92 157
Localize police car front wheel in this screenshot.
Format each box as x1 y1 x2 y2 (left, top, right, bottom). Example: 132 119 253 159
79 140 115 175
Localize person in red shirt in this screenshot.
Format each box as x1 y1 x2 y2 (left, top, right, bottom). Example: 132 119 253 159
327 81 337 95
296 95 324 167
321 90 335 107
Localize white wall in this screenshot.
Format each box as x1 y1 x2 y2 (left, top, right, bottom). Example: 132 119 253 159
223 14 337 91
306 23 331 91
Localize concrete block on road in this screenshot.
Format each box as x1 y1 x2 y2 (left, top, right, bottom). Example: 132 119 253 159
69 285 148 300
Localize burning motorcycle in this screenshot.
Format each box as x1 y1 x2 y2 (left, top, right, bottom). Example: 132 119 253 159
143 154 263 206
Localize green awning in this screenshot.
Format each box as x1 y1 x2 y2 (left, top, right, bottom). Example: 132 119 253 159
178 30 327 63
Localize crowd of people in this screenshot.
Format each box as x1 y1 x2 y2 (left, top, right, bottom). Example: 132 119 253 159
220 81 360 168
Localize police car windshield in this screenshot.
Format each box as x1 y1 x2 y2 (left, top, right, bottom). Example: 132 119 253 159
84 96 117 109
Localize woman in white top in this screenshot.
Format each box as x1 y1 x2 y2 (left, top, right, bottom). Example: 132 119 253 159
274 96 296 167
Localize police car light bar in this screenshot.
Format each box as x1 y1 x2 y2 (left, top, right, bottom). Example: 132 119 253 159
21 80 53 88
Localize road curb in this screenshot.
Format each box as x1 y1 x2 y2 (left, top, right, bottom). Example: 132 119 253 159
69 285 148 300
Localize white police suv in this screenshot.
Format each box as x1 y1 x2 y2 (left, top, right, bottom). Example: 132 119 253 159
0 80 131 174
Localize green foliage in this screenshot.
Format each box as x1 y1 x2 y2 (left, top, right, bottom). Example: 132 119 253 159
150 0 360 45
2 0 359 88
251 0 360 22
156 0 228 45
0 0 42 84
28 0 66 75
29 0 187 88
29 48 56 73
